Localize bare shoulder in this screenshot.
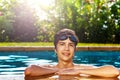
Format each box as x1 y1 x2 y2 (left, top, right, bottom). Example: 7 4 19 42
74 64 97 69
42 64 56 68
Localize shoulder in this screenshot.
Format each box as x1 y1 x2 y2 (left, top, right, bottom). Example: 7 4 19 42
42 64 56 68
28 64 56 69
74 64 97 69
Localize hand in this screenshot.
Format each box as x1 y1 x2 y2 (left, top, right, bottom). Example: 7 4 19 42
57 68 80 76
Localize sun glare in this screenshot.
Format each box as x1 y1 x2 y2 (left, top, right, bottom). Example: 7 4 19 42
18 0 55 20
27 0 54 7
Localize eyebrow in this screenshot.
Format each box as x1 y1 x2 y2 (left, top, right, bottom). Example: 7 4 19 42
58 41 74 44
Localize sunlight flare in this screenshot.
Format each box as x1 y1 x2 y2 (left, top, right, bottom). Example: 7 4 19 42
18 0 55 20
28 0 55 20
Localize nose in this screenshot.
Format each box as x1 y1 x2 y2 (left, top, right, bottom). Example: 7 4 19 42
65 44 69 51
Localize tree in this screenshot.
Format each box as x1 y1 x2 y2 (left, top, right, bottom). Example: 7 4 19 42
111 0 120 43
11 1 37 42
0 0 15 41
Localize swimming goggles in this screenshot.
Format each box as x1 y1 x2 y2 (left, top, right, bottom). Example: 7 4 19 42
59 34 77 43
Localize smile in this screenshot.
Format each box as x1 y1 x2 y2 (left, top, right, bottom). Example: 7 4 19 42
62 52 70 56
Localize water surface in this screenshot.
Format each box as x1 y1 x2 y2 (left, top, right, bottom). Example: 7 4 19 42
0 51 120 75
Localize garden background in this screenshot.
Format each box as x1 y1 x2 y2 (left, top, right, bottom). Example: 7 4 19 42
0 0 120 46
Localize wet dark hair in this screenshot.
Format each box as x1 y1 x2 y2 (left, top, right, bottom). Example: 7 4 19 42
54 28 79 48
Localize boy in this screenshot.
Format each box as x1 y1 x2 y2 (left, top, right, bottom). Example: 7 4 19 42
24 28 119 77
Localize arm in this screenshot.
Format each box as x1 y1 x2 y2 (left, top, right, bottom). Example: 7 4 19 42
79 65 119 77
58 65 119 78
24 65 58 76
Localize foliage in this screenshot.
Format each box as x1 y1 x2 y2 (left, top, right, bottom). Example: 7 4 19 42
0 0 15 41
11 1 38 42
111 0 120 43
53 0 120 43
0 0 120 43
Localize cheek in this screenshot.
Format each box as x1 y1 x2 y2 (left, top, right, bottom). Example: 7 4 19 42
57 45 64 51
70 46 75 51
70 48 75 56
71 51 75 56
55 47 62 55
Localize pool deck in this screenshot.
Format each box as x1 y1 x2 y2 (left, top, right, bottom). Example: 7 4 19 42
0 46 120 51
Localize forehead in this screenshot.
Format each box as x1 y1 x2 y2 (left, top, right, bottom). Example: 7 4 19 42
58 38 74 44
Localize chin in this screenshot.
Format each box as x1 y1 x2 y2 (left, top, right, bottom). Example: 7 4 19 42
62 58 71 62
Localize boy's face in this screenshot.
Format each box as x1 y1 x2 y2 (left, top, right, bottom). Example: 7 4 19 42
55 38 75 62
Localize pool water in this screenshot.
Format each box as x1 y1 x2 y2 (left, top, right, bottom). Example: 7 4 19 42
0 51 120 75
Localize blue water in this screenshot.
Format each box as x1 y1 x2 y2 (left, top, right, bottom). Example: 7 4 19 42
0 51 120 75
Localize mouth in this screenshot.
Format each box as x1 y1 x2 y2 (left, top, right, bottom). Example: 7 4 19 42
62 52 70 56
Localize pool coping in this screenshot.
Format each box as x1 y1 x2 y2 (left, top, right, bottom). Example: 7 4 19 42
0 46 120 51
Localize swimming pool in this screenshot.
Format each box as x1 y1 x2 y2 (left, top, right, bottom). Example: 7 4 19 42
0 50 120 75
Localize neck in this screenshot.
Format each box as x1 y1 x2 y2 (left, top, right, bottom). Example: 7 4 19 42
56 60 74 69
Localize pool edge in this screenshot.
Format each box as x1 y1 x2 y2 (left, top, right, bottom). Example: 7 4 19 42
0 46 120 51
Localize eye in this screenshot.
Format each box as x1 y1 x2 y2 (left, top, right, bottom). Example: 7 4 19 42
69 43 74 47
59 42 65 46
